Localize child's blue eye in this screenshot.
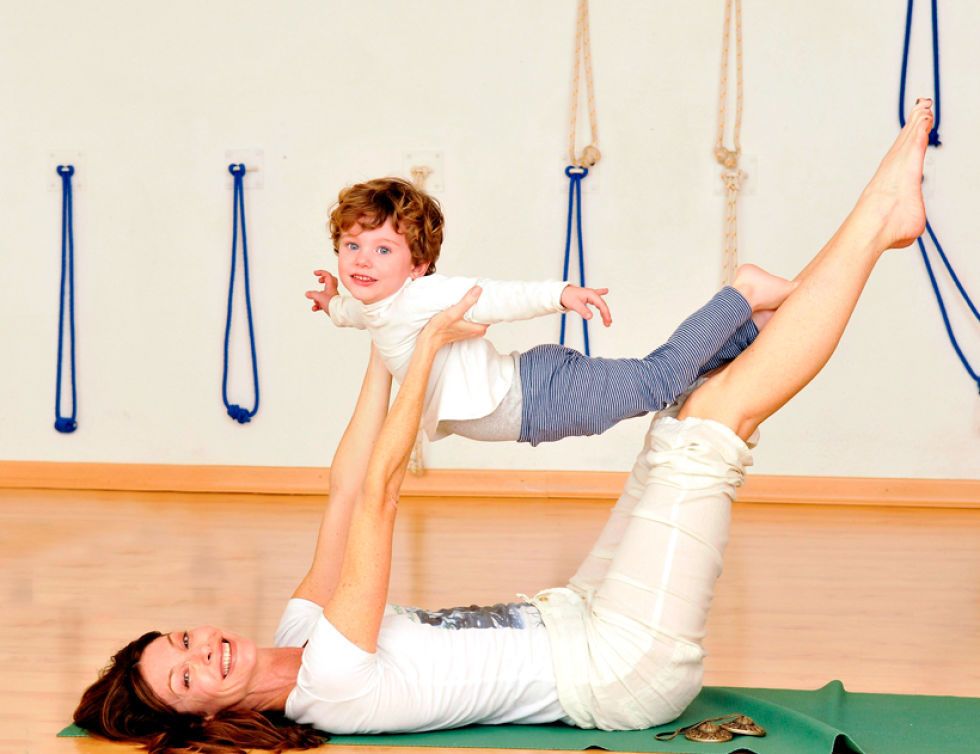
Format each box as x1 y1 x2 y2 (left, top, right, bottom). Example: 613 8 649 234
377 246 391 256
346 242 359 252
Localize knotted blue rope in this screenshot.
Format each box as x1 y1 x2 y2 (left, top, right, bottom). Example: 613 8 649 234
899 0 979 391
221 163 260 423
54 165 78 433
559 166 591 356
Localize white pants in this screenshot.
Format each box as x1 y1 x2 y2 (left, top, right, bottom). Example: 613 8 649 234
534 407 755 730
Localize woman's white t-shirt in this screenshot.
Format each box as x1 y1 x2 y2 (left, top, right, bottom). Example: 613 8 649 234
274 598 567 735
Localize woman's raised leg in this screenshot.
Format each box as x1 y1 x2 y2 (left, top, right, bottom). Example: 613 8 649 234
570 102 933 731
566 398 696 598
680 100 933 438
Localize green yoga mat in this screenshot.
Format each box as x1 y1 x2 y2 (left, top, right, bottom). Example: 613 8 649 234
59 680 979 753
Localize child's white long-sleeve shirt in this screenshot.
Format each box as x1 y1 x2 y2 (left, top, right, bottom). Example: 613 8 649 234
328 274 567 440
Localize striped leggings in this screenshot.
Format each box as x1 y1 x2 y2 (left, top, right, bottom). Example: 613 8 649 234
518 286 756 446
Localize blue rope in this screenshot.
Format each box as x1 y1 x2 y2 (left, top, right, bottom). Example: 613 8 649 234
898 0 979 392
221 164 261 423
899 0 941 145
54 165 78 433
916 224 979 386
559 165 591 356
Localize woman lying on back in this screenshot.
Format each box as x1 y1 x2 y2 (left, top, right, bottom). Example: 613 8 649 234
74 100 935 753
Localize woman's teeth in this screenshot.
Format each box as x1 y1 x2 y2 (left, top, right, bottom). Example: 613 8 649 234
222 640 231 677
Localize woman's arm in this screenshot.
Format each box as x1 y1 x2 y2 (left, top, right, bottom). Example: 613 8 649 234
323 287 487 652
292 345 392 605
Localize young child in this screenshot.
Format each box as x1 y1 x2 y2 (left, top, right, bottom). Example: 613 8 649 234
307 178 794 446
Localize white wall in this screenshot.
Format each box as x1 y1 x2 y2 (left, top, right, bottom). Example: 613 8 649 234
1 0 977 479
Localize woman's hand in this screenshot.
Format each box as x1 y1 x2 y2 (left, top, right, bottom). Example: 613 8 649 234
419 286 489 349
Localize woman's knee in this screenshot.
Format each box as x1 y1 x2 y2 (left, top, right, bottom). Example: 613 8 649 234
677 370 729 420
677 371 759 440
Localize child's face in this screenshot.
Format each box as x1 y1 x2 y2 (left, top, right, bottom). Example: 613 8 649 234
337 218 428 304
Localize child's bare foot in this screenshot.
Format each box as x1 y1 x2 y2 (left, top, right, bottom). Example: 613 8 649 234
732 264 797 331
857 98 932 249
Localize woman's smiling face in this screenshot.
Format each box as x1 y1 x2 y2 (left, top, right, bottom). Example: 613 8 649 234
139 625 257 716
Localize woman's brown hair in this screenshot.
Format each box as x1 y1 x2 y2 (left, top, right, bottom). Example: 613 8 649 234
329 177 444 275
74 631 324 754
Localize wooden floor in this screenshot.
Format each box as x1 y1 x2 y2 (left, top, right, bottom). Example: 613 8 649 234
2 487 978 754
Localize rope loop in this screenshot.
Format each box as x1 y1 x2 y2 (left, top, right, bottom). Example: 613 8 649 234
559 165 591 356
715 0 744 285
221 163 261 424
915 222 980 390
406 163 435 475
567 0 600 168
716 0 744 159
560 2 599 351
54 164 79 433
898 1 978 390
899 0 942 143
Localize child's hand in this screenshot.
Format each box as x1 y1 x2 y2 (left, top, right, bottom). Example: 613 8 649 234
306 269 339 313
560 285 612 326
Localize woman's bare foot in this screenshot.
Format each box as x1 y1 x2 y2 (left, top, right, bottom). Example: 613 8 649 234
857 98 933 250
732 263 797 331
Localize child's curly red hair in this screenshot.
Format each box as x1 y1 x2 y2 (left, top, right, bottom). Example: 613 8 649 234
329 178 443 275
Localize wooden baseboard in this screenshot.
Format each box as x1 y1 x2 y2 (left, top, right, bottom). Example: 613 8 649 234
0 461 977 508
